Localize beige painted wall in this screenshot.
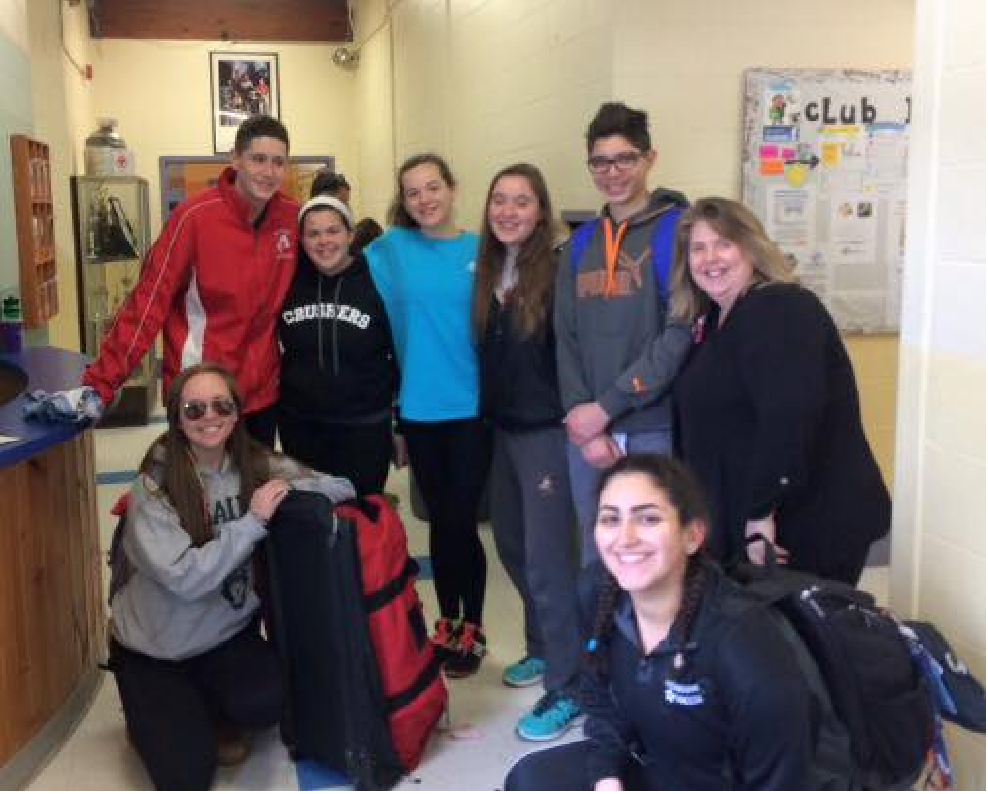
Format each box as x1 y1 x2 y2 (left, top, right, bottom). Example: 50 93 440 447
26 0 93 351
0 0 31 300
891 0 986 786
353 0 396 225
86 38 357 227
29 30 355 349
0 0 28 53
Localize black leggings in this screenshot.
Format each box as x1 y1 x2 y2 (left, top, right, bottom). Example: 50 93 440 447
402 417 491 625
279 410 392 497
243 404 278 448
109 624 282 790
505 740 649 790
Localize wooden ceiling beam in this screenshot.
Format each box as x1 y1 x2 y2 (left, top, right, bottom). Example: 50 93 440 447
90 0 352 42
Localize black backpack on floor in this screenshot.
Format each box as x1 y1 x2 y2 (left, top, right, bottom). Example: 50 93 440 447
731 558 936 790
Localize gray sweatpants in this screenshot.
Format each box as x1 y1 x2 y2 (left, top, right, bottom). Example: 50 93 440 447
489 426 582 695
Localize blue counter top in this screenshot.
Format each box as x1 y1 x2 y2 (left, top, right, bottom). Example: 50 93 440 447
0 347 92 469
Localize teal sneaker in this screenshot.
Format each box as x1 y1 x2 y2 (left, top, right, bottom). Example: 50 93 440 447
502 656 546 688
516 692 583 742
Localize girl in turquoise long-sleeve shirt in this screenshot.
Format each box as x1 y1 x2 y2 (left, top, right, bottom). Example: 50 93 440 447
365 153 491 679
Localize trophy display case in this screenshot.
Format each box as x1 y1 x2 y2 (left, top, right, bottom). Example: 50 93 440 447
70 175 155 426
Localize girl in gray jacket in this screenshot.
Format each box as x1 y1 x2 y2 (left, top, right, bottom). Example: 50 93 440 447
107 363 354 790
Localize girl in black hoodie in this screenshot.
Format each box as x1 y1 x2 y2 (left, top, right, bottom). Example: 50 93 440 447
475 164 583 741
278 196 398 495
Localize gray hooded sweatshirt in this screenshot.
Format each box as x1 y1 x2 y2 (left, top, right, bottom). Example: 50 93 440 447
554 187 691 434
110 449 355 660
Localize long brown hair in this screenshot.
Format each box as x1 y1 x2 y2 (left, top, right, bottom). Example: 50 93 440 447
584 455 712 677
387 153 458 228
473 163 557 338
139 363 272 547
669 196 796 322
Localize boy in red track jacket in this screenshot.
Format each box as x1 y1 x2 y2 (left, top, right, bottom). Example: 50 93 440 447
82 115 298 445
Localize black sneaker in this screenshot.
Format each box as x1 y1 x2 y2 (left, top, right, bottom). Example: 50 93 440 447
443 621 487 679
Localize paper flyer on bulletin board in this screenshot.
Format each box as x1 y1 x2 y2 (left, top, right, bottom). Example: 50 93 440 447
742 69 911 333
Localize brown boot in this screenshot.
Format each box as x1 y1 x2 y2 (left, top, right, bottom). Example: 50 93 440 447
215 723 250 767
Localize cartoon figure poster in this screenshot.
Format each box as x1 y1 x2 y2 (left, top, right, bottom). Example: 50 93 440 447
763 83 801 128
743 68 911 332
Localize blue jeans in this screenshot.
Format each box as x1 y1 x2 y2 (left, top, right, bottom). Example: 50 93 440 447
566 430 672 567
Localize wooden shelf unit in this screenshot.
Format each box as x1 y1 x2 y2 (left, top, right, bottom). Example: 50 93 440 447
10 135 58 328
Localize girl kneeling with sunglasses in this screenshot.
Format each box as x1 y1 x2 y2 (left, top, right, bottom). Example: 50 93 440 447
107 363 354 790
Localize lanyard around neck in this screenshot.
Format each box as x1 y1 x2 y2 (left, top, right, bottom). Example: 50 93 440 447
603 217 629 297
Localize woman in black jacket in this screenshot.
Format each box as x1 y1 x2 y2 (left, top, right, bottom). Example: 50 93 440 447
505 455 848 790
670 197 890 584
474 164 583 742
278 196 398 496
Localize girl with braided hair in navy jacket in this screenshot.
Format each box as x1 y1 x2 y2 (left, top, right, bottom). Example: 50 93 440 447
505 455 850 790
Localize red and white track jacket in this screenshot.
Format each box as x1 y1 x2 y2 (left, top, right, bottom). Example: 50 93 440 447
83 168 299 414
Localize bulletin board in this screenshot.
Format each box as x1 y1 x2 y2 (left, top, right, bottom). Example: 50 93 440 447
741 68 911 332
158 156 334 223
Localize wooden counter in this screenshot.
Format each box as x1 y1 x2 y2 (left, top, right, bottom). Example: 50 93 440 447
0 348 103 789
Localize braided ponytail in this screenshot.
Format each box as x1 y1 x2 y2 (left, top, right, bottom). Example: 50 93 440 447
584 572 622 676
667 554 710 680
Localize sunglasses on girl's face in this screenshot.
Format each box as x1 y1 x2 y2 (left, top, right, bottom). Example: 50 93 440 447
181 398 237 421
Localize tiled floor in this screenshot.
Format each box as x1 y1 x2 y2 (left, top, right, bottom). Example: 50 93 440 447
27 411 889 790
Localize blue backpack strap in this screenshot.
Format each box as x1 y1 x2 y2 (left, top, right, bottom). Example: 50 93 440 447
569 219 600 275
649 205 685 299
571 208 684 297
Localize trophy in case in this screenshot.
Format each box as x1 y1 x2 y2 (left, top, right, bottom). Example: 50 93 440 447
70 175 155 426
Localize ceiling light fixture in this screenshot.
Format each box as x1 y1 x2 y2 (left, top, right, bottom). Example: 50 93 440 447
331 46 359 68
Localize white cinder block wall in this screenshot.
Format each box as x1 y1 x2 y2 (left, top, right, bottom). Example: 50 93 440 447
612 0 915 199
353 0 396 226
443 0 617 222
892 0 986 787
356 0 914 227
355 0 617 225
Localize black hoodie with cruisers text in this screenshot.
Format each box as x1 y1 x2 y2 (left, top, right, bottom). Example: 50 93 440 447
278 253 397 423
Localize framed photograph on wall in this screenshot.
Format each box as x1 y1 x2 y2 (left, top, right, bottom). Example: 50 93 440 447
209 52 280 154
